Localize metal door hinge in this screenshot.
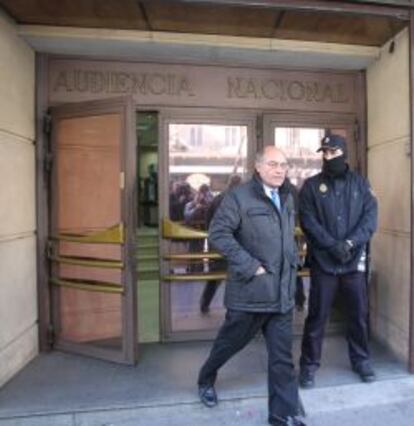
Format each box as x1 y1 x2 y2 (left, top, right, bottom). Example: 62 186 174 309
43 113 53 174
256 115 263 142
45 240 53 259
120 172 125 189
354 119 360 144
44 152 53 174
43 113 52 135
354 119 362 173
46 324 55 347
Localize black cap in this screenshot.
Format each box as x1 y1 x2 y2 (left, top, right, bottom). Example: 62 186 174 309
317 134 347 154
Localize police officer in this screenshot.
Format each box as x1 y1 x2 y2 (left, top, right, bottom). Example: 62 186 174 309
298 134 378 389
198 147 305 426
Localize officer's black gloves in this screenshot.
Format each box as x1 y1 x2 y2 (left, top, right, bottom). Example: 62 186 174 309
329 241 353 264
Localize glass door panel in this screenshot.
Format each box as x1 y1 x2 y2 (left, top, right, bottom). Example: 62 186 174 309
274 127 324 187
164 122 249 337
270 123 353 334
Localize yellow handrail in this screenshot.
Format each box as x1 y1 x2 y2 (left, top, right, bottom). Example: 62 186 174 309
163 272 227 281
50 277 123 294
162 218 207 240
51 223 124 244
163 252 223 261
298 269 310 277
50 255 123 269
295 226 304 237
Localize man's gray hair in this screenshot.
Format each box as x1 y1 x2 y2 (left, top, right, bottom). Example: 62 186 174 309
255 150 266 164
255 146 289 166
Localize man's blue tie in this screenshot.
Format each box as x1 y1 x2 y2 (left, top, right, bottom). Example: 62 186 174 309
270 189 281 211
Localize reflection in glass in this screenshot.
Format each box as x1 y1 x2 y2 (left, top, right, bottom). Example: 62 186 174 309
137 112 159 227
167 124 248 333
274 127 324 189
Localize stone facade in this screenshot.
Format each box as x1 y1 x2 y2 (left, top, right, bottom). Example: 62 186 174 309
367 28 410 361
0 10 37 387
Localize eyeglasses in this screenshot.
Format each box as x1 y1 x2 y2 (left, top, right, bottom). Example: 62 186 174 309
263 161 289 170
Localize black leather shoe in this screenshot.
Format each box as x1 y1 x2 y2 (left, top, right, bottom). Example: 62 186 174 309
198 384 218 407
200 303 210 315
352 362 376 383
269 415 307 426
299 369 315 389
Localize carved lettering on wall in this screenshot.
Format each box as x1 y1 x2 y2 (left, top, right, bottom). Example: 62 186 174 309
53 70 196 97
227 77 350 104
50 65 354 110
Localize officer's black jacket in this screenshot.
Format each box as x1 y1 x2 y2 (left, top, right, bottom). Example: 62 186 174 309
208 173 297 313
298 168 378 275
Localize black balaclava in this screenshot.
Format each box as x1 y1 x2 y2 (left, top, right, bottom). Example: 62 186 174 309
322 154 347 178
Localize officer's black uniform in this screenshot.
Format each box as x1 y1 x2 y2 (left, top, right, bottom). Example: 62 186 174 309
299 136 378 375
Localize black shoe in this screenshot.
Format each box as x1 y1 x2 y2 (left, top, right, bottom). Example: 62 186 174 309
200 304 210 315
299 369 315 389
352 362 376 383
269 415 307 426
198 384 218 407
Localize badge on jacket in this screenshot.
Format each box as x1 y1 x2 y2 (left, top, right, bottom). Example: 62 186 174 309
319 183 328 193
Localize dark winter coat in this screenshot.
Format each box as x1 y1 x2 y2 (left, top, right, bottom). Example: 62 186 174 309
299 168 378 275
208 173 297 313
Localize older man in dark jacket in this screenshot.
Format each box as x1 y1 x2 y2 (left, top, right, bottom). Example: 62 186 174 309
197 146 305 426
298 134 378 389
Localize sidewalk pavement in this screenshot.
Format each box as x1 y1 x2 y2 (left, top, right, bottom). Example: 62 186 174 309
1 376 414 425
0 337 411 425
